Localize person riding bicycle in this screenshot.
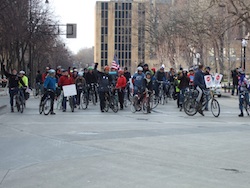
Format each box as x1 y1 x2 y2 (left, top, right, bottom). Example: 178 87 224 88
75 72 86 106
58 69 74 112
85 66 98 102
132 66 145 105
18 70 29 101
97 66 113 112
238 69 250 117
155 66 167 97
178 70 190 110
1 63 25 112
40 69 57 115
193 64 206 116
116 70 127 110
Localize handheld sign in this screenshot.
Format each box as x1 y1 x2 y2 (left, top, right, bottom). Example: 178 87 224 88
214 73 223 86
204 75 213 88
63 84 77 97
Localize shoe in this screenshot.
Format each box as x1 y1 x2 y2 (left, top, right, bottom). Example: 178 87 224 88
11 107 14 113
238 113 244 117
101 109 104 112
198 110 204 116
120 106 123 110
63 109 66 112
50 112 56 115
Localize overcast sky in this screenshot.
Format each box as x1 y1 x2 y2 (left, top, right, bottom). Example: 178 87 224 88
49 0 108 54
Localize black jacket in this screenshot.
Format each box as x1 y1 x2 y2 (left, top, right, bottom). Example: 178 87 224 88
2 65 25 89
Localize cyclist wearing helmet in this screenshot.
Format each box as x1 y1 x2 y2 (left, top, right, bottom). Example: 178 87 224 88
155 66 167 97
75 72 86 106
40 69 57 115
97 65 112 112
116 70 127 110
238 69 249 117
132 66 145 95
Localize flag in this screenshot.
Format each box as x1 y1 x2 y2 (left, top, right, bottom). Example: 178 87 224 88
111 54 119 70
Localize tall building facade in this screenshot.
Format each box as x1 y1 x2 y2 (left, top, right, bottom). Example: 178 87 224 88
95 0 171 72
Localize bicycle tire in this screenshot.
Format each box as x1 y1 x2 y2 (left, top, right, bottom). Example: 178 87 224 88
43 98 51 115
19 96 24 113
142 97 149 114
211 99 220 117
80 93 88 110
183 98 198 116
130 96 137 113
111 96 119 113
150 94 159 109
39 101 43 114
91 94 96 105
69 97 74 112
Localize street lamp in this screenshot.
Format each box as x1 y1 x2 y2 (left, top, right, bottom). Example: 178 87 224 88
242 39 248 71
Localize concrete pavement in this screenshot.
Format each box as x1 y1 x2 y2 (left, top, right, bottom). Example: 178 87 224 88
0 93 249 188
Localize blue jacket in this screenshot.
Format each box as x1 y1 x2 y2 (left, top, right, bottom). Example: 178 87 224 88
132 73 145 88
194 69 205 89
44 76 57 91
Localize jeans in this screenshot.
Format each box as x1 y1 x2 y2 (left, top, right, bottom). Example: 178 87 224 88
239 91 249 113
9 88 19 107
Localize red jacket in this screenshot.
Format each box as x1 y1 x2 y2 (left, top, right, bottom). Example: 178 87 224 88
116 75 127 89
58 75 74 87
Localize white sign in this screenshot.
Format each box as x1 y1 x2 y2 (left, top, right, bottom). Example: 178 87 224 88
63 84 77 97
204 75 213 88
214 74 223 86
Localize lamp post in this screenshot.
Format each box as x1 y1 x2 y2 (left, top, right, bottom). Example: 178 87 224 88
242 39 248 71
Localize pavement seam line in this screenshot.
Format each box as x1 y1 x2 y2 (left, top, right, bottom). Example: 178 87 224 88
0 169 10 186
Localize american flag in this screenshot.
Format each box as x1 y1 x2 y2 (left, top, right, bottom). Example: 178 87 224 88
111 54 119 70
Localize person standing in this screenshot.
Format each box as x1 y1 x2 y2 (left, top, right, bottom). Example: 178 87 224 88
231 68 239 96
238 69 249 117
116 70 127 110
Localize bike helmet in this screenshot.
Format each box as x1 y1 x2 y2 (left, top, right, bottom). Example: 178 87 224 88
145 71 151 76
88 66 93 70
137 66 143 71
48 69 55 74
19 70 25 74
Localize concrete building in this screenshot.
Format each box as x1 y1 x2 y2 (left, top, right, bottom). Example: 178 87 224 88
95 0 172 73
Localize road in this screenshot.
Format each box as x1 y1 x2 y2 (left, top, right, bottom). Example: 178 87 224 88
0 94 250 188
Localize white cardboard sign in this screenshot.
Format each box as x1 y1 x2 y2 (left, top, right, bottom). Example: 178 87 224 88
214 74 223 86
204 75 213 88
63 84 77 97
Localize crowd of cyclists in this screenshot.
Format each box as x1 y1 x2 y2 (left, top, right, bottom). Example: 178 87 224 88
1 61 250 117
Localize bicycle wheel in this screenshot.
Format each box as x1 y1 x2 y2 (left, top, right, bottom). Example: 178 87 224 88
69 97 74 112
183 98 198 116
80 93 88 110
39 100 43 114
111 96 119 113
19 96 24 113
244 98 250 116
43 98 51 115
91 93 96 105
211 99 220 117
150 94 159 109
142 98 149 114
15 95 20 112
130 96 137 113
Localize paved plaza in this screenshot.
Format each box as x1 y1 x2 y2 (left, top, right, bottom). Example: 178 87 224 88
0 94 249 188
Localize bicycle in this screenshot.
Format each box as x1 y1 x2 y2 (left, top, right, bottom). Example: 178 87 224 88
157 81 168 105
131 89 152 114
88 83 98 105
14 88 25 113
183 87 220 117
124 82 132 108
104 86 119 113
39 89 54 115
80 89 88 110
239 90 250 116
